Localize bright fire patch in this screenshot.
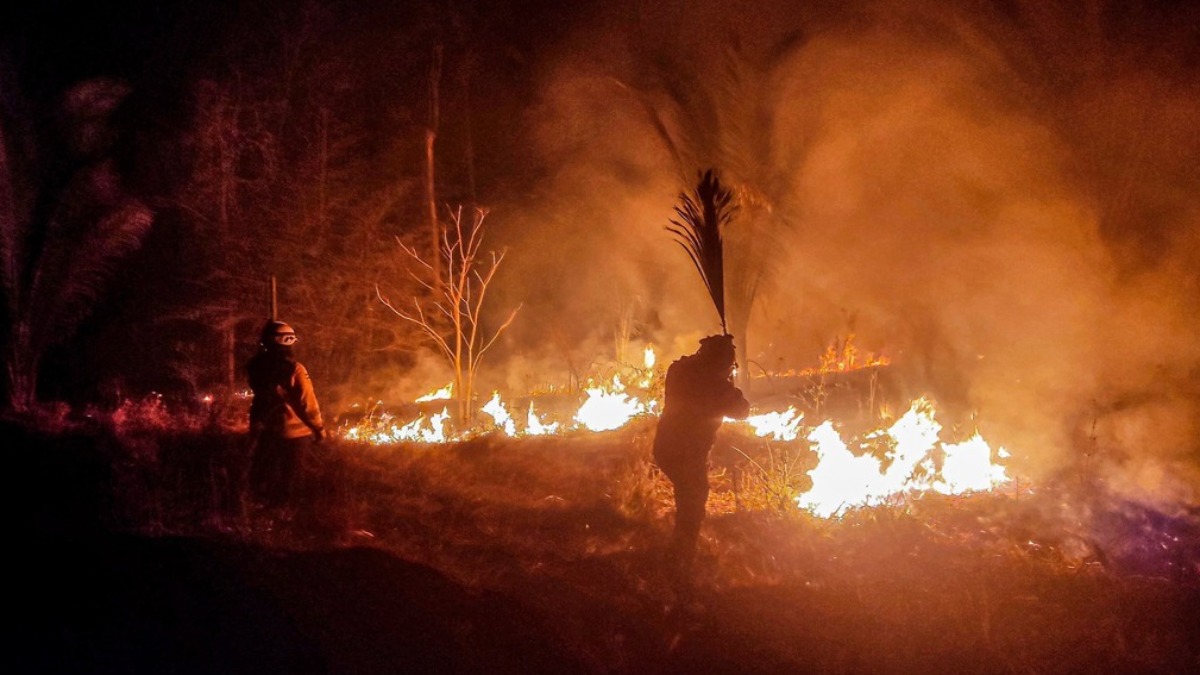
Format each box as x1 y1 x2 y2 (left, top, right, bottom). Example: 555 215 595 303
797 399 1010 517
342 344 1012 518
415 383 453 402
575 375 650 432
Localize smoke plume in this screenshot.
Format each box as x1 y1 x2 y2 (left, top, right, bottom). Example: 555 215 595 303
482 0 1199 493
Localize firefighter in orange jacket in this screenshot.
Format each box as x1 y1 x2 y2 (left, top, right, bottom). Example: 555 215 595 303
247 320 325 512
653 334 750 577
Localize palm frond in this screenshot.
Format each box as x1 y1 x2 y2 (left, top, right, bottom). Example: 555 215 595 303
28 199 153 349
667 169 736 334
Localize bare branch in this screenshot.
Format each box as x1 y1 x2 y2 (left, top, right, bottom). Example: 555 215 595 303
477 303 522 358
376 206 519 423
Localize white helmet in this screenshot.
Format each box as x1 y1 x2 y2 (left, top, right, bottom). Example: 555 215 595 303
260 321 298 347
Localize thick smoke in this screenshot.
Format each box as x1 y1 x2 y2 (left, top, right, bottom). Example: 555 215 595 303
484 0 1199 495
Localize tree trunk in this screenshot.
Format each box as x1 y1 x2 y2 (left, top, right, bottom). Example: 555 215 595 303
222 328 234 392
731 319 751 395
425 45 443 291
460 52 477 205
5 324 38 412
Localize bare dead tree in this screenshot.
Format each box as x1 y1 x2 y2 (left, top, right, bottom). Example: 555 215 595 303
377 206 520 424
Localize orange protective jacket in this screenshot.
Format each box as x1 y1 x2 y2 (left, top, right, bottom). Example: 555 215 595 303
247 349 325 439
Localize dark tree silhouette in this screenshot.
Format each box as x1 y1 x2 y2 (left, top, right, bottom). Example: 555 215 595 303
169 3 428 404
0 70 153 411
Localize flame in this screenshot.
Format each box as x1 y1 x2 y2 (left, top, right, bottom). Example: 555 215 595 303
739 406 804 441
811 333 890 374
636 345 658 388
526 402 560 436
755 334 890 378
796 398 1010 517
345 407 450 444
415 383 453 402
797 421 887 518
575 375 649 432
936 434 1011 495
340 344 1011 517
482 392 517 436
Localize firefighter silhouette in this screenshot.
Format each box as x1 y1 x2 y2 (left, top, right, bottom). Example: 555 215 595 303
246 320 326 516
652 334 749 578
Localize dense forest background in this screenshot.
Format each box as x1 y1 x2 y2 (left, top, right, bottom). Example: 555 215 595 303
2 0 580 410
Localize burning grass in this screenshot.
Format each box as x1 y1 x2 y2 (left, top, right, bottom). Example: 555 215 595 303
13 408 1200 673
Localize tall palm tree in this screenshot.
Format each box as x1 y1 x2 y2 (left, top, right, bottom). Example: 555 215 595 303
0 74 153 411
617 34 807 385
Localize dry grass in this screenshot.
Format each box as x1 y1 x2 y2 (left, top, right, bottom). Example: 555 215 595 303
12 410 1200 674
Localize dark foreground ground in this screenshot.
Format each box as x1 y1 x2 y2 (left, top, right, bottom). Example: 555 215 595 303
9 418 1200 674
17 535 585 674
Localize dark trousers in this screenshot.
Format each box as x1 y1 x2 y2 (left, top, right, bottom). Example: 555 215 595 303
657 456 710 575
249 434 311 509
